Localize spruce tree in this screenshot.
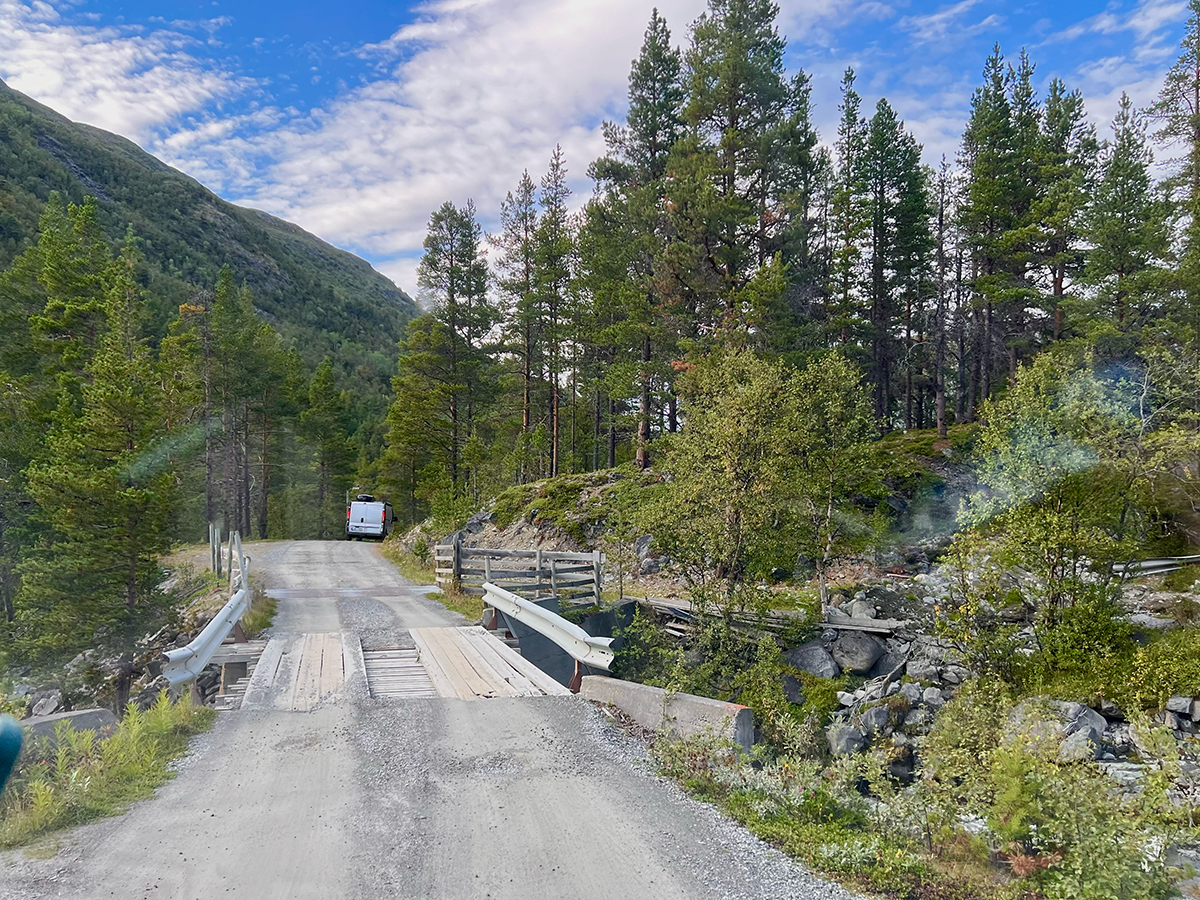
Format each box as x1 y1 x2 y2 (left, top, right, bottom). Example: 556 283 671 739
19 237 172 706
534 149 573 476
1086 94 1170 326
300 359 352 540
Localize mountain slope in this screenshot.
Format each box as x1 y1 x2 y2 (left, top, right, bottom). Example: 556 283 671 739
0 78 416 398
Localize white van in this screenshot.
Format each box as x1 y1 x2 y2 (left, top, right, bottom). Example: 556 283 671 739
346 494 394 541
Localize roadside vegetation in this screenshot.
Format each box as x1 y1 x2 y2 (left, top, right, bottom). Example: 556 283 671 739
0 695 214 849
380 536 485 622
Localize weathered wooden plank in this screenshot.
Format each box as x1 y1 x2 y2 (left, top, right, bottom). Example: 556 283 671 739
422 627 498 699
291 633 322 712
460 628 539 697
318 632 343 699
461 626 572 697
411 628 475 700
444 628 519 697
240 635 287 710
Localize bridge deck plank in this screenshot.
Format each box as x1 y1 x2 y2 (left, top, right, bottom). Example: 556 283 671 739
459 628 540 697
462 626 572 697
411 628 473 700
444 628 519 698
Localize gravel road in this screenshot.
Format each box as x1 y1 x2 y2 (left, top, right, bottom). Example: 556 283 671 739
0 540 860 900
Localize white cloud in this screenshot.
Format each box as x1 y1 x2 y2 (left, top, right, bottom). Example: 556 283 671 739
0 0 251 142
897 0 1004 45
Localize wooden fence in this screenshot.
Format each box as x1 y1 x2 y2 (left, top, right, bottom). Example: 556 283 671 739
434 543 603 603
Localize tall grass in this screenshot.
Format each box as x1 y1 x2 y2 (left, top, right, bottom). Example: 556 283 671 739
0 694 214 848
380 539 485 621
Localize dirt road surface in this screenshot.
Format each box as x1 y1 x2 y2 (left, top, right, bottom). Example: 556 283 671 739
0 540 858 900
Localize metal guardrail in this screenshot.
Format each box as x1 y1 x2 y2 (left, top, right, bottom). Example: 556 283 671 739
1113 555 1200 576
482 582 614 672
164 532 252 687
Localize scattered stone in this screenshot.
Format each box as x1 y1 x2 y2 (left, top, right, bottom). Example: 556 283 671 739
898 682 922 705
830 632 886 675
1129 613 1175 630
1166 695 1193 715
906 659 939 683
781 674 806 706
837 691 857 707
633 535 653 560
782 641 840 680
892 731 909 747
922 687 946 709
846 600 877 620
638 558 661 576
860 704 890 736
826 605 850 620
29 689 63 718
827 724 867 756
1192 700 1200 724
903 707 930 728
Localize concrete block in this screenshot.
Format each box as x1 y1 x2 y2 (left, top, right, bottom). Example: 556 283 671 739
580 676 754 751
20 708 118 746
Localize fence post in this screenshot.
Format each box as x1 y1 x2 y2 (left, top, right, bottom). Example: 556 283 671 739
484 555 492 585
215 523 222 580
593 550 602 603
535 549 543 598
452 534 462 591
550 558 558 598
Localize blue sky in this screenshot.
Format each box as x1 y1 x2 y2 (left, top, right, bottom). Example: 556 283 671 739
0 0 1187 295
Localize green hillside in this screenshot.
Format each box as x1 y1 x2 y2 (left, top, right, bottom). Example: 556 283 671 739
0 78 416 396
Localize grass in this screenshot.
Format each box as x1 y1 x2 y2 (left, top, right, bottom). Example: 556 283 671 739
241 584 278 639
379 538 486 622
0 694 215 849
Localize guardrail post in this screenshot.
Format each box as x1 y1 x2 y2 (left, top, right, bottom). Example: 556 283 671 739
592 550 602 603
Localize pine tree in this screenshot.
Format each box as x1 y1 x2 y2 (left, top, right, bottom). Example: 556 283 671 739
300 359 352 540
829 68 869 347
1085 94 1170 326
19 236 172 706
490 172 542 479
1151 0 1200 327
534 149 574 476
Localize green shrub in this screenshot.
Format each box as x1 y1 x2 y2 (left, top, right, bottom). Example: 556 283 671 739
0 694 214 847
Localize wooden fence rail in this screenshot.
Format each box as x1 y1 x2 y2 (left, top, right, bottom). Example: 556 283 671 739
434 542 604 602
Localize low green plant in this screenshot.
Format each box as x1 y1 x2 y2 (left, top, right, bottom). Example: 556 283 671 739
380 538 437 585
1163 565 1200 592
0 694 214 847
241 586 278 640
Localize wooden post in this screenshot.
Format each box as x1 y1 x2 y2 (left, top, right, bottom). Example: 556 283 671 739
484 555 492 584
452 534 462 591
215 523 222 580
535 549 543 598
550 559 558 599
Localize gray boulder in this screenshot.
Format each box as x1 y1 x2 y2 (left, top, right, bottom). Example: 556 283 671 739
922 687 946 709
898 682 922 706
906 658 940 683
783 641 840 679
846 599 877 620
638 557 661 576
781 674 806 706
20 708 118 747
868 651 907 680
825 604 850 620
633 535 653 560
1192 700 1200 723
29 689 63 718
830 632 886 675
1005 700 1106 757
827 724 867 756
1166 695 1193 715
1058 728 1102 763
859 704 890 736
